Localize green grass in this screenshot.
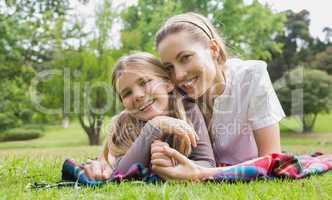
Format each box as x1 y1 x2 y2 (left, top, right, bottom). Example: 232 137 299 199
1 118 332 199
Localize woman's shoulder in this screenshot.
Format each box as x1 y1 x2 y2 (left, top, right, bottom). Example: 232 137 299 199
225 58 267 74
225 58 268 83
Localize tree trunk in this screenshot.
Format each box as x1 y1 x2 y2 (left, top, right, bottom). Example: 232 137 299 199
302 123 311 133
78 115 101 145
302 114 317 134
87 127 100 145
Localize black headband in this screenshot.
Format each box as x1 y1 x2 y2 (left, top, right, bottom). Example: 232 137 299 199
176 20 213 40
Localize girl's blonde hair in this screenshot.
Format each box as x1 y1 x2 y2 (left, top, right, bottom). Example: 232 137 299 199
155 12 228 127
102 52 191 167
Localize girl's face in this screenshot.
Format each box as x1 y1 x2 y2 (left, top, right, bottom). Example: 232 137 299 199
158 31 218 99
116 68 173 121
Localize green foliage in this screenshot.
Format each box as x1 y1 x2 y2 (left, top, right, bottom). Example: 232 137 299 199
275 67 332 132
311 46 332 75
0 113 17 131
120 0 285 60
0 0 71 130
120 0 181 53
0 128 42 142
267 10 331 82
38 0 121 145
214 0 285 60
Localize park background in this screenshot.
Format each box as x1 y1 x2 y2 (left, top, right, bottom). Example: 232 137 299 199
1 0 332 199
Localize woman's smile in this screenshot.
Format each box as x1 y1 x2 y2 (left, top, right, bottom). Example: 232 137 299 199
179 76 199 92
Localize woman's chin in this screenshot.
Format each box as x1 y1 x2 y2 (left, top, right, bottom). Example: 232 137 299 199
138 110 162 121
186 90 202 100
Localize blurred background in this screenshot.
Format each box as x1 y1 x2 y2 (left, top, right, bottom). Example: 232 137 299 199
0 0 331 151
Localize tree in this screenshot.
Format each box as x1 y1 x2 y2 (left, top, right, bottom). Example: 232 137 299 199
119 0 285 59
275 67 332 133
213 0 285 60
120 0 181 53
310 46 332 75
267 10 314 81
0 0 71 131
38 0 120 145
323 27 332 44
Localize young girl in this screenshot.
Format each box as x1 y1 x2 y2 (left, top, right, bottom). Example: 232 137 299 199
83 52 215 180
151 12 285 180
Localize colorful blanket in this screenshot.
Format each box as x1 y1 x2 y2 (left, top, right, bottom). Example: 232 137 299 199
61 152 332 186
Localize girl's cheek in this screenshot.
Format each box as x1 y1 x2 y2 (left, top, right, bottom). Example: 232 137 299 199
146 81 160 95
122 98 132 110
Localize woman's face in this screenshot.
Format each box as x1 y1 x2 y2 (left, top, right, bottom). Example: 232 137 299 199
158 31 218 99
116 68 173 121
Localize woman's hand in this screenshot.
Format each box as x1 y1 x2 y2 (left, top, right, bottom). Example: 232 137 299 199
151 145 203 181
82 159 113 180
151 140 175 167
149 116 198 156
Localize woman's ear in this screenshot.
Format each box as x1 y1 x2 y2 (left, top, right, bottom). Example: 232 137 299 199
209 39 220 60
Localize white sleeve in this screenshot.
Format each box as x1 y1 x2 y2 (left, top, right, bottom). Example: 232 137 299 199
247 61 285 130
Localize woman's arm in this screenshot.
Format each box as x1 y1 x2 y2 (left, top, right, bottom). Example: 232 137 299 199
151 146 223 180
253 123 281 156
247 62 284 157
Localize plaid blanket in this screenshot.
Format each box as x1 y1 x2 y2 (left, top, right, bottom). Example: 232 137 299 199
61 152 332 186
61 159 159 186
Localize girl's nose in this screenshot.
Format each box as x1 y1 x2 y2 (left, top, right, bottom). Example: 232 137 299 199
133 86 145 102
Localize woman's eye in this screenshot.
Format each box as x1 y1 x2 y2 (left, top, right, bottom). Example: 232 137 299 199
181 54 192 63
164 64 174 71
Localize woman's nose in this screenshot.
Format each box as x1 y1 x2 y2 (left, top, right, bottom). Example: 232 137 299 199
174 66 187 83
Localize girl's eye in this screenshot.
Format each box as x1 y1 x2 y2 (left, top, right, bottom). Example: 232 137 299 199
121 90 132 98
181 54 192 63
139 78 152 86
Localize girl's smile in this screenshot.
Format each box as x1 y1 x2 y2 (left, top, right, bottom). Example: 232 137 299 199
116 70 173 121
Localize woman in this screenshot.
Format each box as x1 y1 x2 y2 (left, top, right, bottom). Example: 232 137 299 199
151 12 285 180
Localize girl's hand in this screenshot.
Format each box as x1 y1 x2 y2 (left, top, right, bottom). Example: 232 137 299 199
151 140 175 167
83 159 113 180
149 116 198 156
151 146 203 181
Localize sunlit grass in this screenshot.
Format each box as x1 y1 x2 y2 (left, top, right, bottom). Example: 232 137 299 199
1 152 332 199
1 116 332 199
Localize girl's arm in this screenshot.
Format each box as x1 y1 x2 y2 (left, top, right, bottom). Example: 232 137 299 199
112 122 167 173
183 101 216 167
113 112 203 173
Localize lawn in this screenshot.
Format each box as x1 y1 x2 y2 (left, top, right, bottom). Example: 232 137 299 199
1 116 332 199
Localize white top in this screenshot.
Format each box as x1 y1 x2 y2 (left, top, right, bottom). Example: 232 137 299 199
211 58 285 165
